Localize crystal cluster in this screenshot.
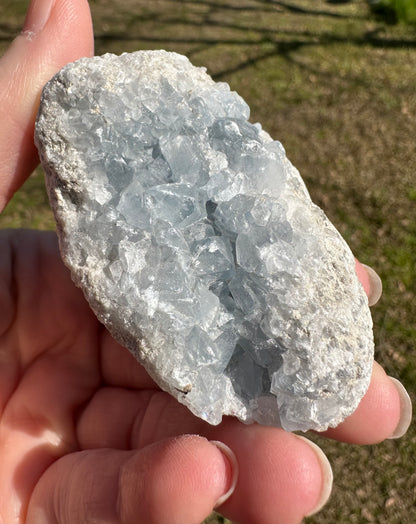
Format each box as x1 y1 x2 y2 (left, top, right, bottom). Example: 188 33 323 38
35 50 374 432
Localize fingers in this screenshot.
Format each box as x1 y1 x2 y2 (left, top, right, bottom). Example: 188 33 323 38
77 360 411 523
0 0 94 211
77 389 331 523
204 420 332 524
26 436 234 524
355 259 383 306
321 361 412 444
79 356 411 453
342 262 412 443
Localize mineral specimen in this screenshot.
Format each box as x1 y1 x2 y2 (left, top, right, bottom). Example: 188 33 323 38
35 50 374 432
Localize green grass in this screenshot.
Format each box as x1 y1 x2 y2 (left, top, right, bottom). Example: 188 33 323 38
1 1 415 523
368 0 416 24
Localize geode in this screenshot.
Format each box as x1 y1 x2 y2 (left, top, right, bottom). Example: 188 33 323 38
35 50 374 432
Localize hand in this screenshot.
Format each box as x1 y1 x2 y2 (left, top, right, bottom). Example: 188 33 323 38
0 1 411 523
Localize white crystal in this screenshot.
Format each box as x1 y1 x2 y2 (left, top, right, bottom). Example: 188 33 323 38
35 50 374 432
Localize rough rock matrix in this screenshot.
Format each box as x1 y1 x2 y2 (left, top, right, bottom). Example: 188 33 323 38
35 50 374 432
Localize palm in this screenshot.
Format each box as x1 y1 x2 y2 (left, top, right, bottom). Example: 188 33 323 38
0 229 202 522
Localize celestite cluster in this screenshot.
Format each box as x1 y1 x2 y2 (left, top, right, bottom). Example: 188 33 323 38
35 50 374 432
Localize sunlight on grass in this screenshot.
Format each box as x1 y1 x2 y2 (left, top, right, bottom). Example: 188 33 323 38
1 1 415 523
0 168 54 230
368 0 416 24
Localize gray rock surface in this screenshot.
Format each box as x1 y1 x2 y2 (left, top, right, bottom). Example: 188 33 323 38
35 50 374 431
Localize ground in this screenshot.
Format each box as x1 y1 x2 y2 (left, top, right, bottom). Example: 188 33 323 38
0 1 415 522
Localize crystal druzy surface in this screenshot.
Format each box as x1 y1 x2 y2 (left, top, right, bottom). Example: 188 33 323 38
35 50 374 432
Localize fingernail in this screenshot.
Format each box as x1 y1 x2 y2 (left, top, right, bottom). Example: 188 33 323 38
210 441 239 508
22 0 55 36
361 264 383 306
295 436 333 518
387 377 412 439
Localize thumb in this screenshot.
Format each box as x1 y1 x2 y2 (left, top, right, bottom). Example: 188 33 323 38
0 0 94 212
27 436 236 524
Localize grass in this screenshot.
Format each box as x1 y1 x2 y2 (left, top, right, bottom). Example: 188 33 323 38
0 1 415 522
368 0 416 24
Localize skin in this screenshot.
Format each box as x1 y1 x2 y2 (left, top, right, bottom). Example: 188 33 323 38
0 1 407 523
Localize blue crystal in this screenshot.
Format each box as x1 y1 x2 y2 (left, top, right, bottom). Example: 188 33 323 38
35 50 374 432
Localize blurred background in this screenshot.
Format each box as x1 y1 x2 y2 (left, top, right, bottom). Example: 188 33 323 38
0 1 415 522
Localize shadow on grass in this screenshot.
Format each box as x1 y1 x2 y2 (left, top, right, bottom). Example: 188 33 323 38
90 0 416 80
178 0 354 17
2 1 415 72
0 23 20 41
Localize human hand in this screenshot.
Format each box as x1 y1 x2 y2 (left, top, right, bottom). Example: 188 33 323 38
0 1 411 523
